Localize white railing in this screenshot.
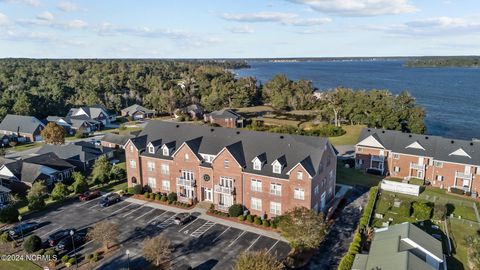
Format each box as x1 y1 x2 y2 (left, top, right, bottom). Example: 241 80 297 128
455 172 473 180
176 177 195 187
371 155 385 162
217 204 230 211
410 163 425 170
214 185 234 194
178 195 191 203
380 180 420 196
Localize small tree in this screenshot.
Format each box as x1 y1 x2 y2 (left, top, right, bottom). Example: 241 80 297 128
412 202 432 220
28 196 45 211
110 166 126 181
228 204 244 217
91 156 112 185
278 207 326 250
23 235 42 252
41 122 66 145
234 250 284 270
167 192 177 203
433 204 447 221
143 235 172 268
27 181 47 211
72 172 89 194
87 220 119 251
51 183 69 201
0 205 20 223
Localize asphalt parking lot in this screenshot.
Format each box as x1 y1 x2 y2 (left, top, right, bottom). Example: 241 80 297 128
25 196 290 269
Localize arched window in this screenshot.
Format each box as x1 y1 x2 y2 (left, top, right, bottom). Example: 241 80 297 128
131 177 137 185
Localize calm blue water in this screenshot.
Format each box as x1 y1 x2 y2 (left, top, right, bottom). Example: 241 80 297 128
236 60 480 140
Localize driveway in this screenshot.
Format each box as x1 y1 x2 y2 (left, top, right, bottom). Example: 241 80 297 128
303 186 369 270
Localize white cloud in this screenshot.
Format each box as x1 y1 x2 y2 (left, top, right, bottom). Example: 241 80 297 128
65 19 87 29
36 11 54 21
57 1 81 12
222 12 331 26
0 0 40 7
0 12 8 26
287 0 418 16
228 25 254 34
16 17 88 29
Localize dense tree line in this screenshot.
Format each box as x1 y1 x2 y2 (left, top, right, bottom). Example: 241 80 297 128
0 59 426 134
405 56 480 67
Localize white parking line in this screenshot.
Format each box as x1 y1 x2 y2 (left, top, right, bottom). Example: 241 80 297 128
211 227 230 243
40 225 64 238
88 204 100 210
191 221 215 238
227 231 246 248
122 205 145 218
134 208 155 221
267 240 279 253
246 235 261 251
147 211 169 224
178 218 201 233
156 214 178 229
109 203 132 215
79 197 102 207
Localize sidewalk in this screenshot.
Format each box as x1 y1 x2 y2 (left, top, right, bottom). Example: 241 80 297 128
125 197 286 241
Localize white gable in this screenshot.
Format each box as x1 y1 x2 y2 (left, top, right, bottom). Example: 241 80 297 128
449 148 471 158
271 159 282 166
72 108 87 117
357 135 384 149
406 141 425 151
0 165 16 178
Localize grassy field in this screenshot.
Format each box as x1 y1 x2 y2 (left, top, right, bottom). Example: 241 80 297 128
0 261 42 270
328 125 365 146
448 218 480 270
11 142 42 152
236 105 275 113
336 163 383 187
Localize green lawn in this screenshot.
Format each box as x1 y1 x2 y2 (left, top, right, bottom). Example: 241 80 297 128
336 163 383 187
98 180 128 193
448 218 480 270
11 142 42 152
0 260 42 270
328 125 365 146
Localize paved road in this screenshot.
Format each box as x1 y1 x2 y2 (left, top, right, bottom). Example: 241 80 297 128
304 186 369 270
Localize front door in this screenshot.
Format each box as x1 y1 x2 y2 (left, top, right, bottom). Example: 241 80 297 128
204 188 212 202
463 179 470 188
417 170 424 179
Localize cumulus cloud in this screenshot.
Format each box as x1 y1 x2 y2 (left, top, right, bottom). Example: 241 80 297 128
0 0 40 7
57 1 81 12
36 11 54 21
287 0 418 16
222 12 331 26
0 12 8 26
228 25 254 34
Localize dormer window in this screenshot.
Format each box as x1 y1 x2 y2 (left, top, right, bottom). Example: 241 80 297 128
163 148 169 156
184 153 189 161
273 163 281 174
253 160 261 170
297 171 303 180
148 145 155 154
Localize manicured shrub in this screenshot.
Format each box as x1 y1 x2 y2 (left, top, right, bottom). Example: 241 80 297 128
450 187 465 195
228 204 244 218
38 248 45 255
0 205 20 223
238 215 245 222
67 257 76 265
337 253 355 270
433 204 447 220
167 192 177 203
23 235 42 253
128 185 143 195
155 193 161 201
412 202 432 220
28 196 45 211
44 248 57 258
254 216 262 225
86 253 93 260
91 252 99 262
61 255 70 263
144 192 150 199
262 220 270 227
246 215 253 223
0 232 10 243
160 195 167 202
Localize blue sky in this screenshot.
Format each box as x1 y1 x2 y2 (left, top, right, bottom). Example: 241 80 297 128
0 0 479 58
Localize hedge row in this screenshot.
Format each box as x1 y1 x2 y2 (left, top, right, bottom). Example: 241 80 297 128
142 192 191 208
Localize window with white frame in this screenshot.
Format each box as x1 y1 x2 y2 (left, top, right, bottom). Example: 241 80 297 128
394 166 400 173
296 171 303 180
147 177 156 188
251 179 262 192
147 161 155 171
148 145 155 154
273 163 281 174
314 184 319 195
162 180 170 191
270 183 282 196
393 153 400 160
253 160 261 170
224 159 229 168
436 175 444 181
477 167 480 175
251 197 262 211
434 161 443 168
162 147 169 156
129 159 136 168
184 153 189 161
294 188 305 200
160 164 169 175
129 145 134 152
270 202 281 215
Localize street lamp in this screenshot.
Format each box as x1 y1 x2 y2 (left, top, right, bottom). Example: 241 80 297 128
70 230 78 269
18 215 23 242
126 249 130 270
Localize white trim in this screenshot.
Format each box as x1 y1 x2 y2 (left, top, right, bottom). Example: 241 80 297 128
449 148 471 158
211 147 243 168
171 142 201 162
286 162 313 178
356 135 385 149
406 141 426 151
401 238 443 263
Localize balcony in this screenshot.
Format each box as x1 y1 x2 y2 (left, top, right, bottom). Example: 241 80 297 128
217 204 230 211
214 185 234 195
178 194 193 203
176 177 196 187
455 171 473 180
410 163 425 171
371 155 385 162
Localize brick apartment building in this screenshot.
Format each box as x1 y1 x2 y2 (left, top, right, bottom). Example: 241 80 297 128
355 128 480 196
125 121 337 216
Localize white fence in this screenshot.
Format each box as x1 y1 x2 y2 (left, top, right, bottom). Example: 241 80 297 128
380 180 420 196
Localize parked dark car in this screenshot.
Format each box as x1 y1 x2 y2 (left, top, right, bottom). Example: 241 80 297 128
8 222 38 237
174 213 194 225
79 190 101 201
55 232 86 252
99 193 121 207
48 229 75 247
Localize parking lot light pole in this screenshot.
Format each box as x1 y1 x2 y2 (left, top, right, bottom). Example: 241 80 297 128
18 215 23 242
70 230 78 269
126 249 130 270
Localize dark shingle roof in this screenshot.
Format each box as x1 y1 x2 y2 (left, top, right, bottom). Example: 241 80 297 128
357 128 480 166
133 121 330 179
36 141 112 163
205 109 241 119
0 114 44 134
121 104 155 115
101 133 134 146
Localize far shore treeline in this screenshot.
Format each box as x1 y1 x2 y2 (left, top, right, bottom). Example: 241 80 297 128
0 59 425 134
